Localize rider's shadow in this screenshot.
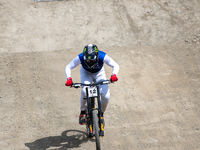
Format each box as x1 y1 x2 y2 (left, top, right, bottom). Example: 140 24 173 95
25 130 89 150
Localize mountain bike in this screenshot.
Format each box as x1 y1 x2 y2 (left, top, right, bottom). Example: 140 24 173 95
71 79 111 150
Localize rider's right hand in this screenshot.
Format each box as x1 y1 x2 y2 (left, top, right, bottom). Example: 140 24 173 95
110 74 118 82
65 77 73 86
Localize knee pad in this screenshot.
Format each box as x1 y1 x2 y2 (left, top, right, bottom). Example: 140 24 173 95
101 91 110 103
81 86 87 98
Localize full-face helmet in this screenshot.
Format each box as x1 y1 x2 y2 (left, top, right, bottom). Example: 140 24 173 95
83 44 99 69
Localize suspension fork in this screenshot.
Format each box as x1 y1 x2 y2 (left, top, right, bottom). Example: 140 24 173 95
86 87 94 137
97 86 104 134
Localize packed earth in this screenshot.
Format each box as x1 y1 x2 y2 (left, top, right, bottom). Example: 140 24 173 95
0 0 200 150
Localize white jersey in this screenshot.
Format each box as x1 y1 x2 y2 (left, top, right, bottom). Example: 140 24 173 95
65 53 119 79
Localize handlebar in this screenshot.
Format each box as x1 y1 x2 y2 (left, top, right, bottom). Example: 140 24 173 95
71 79 111 88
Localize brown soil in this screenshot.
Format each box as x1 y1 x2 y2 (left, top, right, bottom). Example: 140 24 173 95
0 0 200 149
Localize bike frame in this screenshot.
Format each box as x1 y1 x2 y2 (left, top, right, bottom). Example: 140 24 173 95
71 80 111 150
71 80 111 138
85 85 104 137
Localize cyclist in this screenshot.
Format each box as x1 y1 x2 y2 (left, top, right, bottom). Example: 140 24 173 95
65 44 119 125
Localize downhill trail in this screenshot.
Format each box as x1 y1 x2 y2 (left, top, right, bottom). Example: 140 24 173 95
0 0 200 150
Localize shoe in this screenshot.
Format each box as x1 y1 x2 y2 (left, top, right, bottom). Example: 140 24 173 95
99 130 104 136
79 114 86 125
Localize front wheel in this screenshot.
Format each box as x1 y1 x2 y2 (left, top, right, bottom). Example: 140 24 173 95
92 110 101 150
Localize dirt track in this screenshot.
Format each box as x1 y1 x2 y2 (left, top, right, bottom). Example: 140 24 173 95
0 0 200 150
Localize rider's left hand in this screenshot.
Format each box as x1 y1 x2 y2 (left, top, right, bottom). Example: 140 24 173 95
110 74 118 82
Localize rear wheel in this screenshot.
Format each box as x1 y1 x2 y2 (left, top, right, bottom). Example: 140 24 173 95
92 110 101 150
86 121 90 137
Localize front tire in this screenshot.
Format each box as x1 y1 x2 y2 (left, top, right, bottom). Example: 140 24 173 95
92 110 101 150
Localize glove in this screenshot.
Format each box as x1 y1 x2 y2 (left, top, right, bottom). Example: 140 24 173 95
65 77 73 86
110 74 118 82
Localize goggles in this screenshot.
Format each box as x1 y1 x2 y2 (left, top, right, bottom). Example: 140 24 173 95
86 59 96 64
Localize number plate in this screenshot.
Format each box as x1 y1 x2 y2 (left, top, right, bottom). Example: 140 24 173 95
88 87 98 98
